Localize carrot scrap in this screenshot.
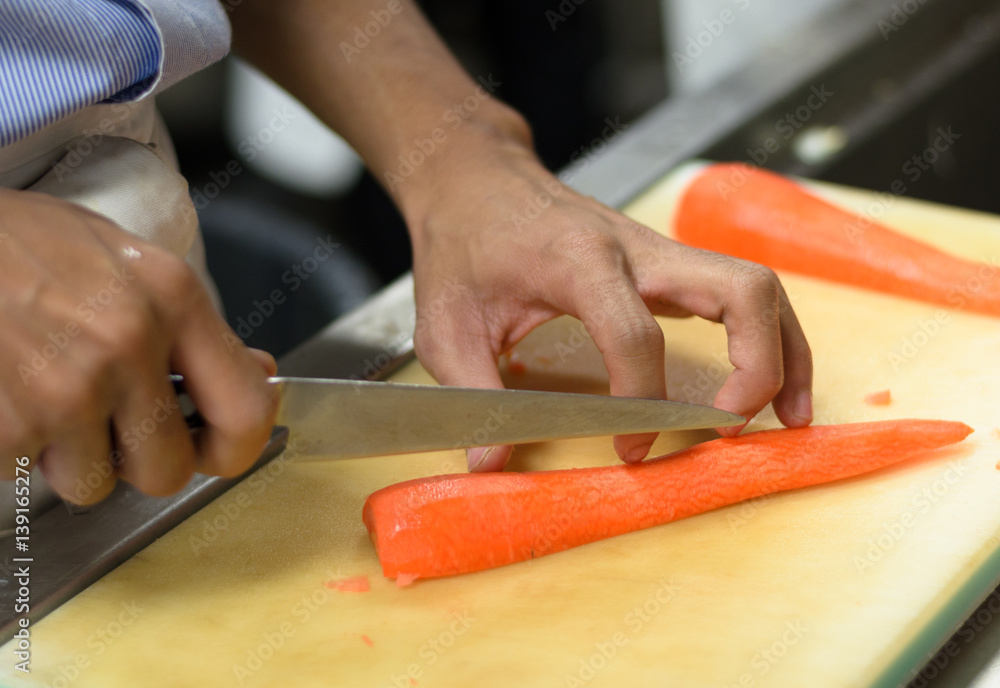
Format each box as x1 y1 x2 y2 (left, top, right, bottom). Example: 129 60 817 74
361 634 374 648
395 573 418 588
363 420 972 581
508 360 527 376
324 576 370 592
674 163 1000 318
864 390 892 406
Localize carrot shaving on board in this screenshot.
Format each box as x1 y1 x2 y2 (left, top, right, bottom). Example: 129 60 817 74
395 573 419 587
324 576 370 592
864 390 892 406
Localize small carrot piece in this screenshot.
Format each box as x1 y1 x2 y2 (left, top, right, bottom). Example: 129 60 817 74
324 576 370 592
363 420 972 581
864 390 892 406
395 573 418 588
674 163 1000 317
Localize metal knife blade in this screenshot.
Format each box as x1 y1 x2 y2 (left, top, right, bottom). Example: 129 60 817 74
267 377 744 461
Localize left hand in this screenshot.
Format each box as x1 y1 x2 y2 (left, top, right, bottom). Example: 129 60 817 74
406 134 814 472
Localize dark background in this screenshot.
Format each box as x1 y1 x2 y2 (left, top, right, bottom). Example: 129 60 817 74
158 0 666 358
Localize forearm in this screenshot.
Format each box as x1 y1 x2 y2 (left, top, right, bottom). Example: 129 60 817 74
229 0 533 226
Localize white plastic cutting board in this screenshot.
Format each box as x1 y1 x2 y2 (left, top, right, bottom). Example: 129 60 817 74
3 170 1000 688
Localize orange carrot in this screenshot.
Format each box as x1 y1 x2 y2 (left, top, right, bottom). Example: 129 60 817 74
674 163 1000 317
363 420 972 581
864 390 892 406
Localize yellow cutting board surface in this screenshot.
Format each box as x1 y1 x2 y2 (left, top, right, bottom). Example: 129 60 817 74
6 169 1000 688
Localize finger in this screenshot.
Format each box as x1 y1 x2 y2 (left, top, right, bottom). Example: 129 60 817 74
37 420 115 505
0 343 45 481
573 281 666 464
113 372 196 497
768 281 813 429
415 317 513 473
636 243 794 434
147 256 279 477
248 347 278 377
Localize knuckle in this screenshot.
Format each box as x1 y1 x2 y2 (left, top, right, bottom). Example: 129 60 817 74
132 461 194 497
98 301 156 357
555 230 622 266
729 262 780 297
146 248 200 298
607 314 664 359
759 369 785 398
41 368 102 428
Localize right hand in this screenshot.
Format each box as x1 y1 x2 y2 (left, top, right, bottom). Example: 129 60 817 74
0 189 279 504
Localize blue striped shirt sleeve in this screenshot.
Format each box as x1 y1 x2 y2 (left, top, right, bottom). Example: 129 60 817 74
0 0 162 148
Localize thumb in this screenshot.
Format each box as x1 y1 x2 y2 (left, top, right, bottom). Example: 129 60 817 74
417 327 513 473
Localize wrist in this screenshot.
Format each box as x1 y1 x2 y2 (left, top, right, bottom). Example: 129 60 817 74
384 102 537 230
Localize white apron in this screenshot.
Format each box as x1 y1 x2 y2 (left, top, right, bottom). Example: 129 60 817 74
0 0 232 529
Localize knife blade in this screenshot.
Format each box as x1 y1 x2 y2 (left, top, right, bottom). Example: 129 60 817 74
173 376 744 461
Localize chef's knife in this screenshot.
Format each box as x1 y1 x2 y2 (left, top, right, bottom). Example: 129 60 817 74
172 376 744 461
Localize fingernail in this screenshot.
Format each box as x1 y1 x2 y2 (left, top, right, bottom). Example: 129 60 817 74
717 424 741 438
467 446 494 472
793 390 813 423
624 443 653 464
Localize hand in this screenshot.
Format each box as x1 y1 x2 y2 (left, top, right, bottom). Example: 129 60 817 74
228 0 812 473
0 189 279 504
407 136 813 472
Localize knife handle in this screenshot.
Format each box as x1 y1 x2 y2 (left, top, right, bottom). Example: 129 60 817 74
169 374 205 430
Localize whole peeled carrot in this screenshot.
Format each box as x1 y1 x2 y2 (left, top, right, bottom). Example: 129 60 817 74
363 420 972 581
674 163 1000 317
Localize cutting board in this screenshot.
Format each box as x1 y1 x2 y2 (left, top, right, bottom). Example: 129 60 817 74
5 168 1000 688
